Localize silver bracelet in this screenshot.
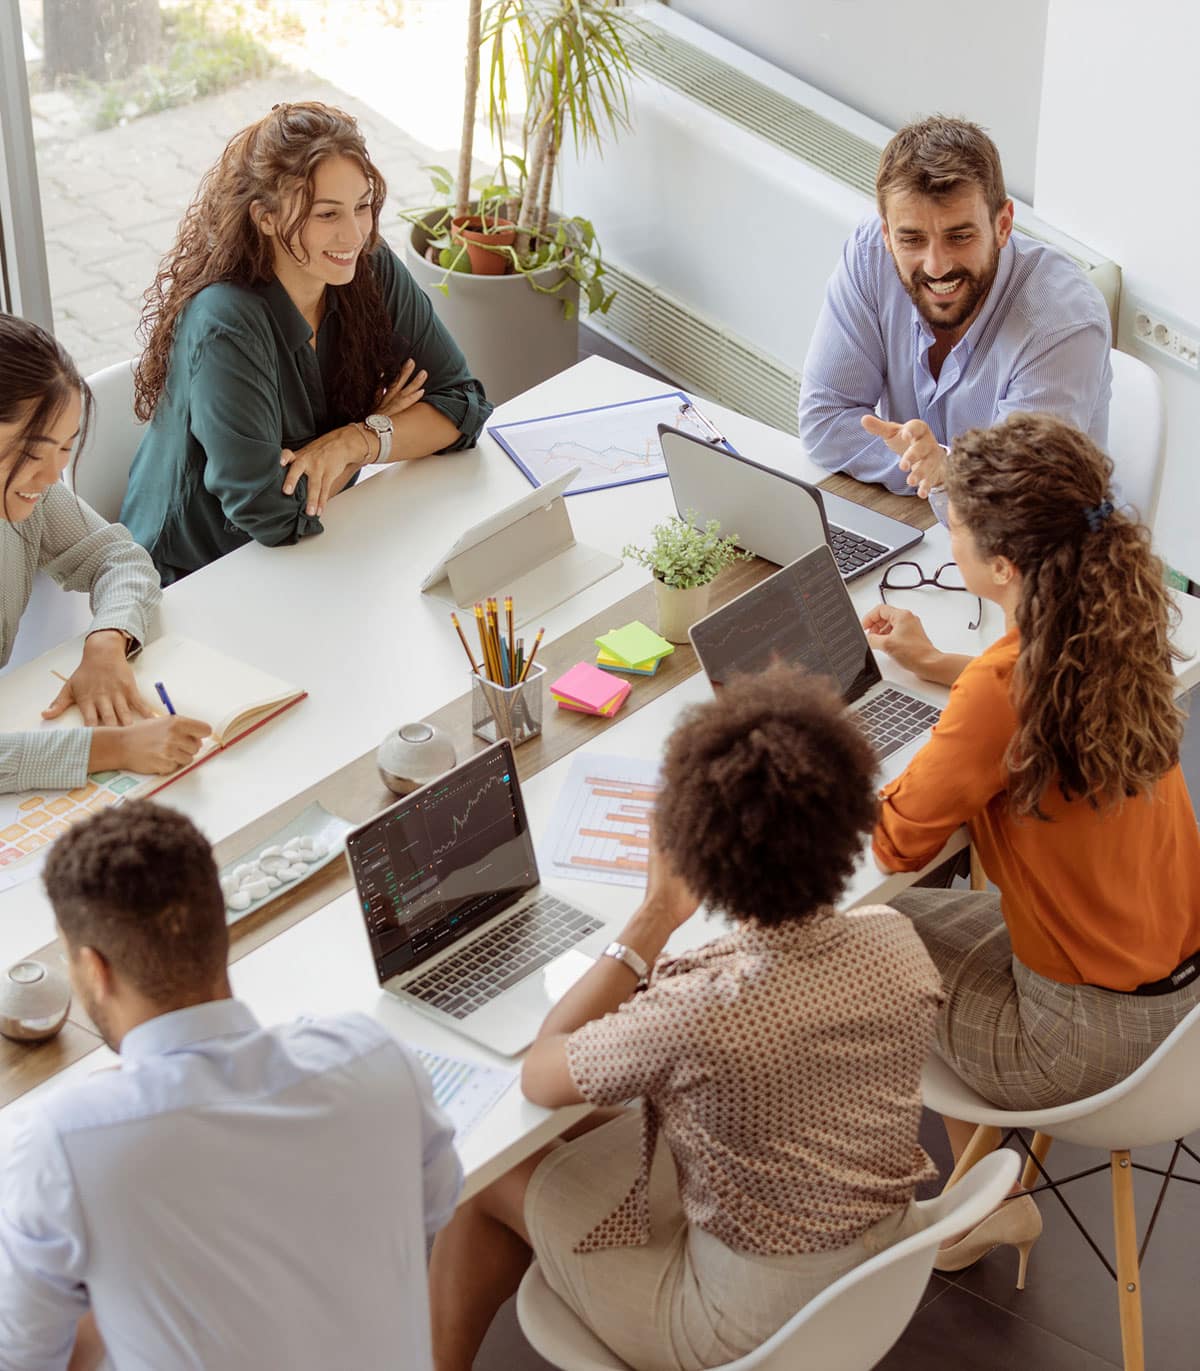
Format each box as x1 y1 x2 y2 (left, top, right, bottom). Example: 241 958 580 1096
602 940 650 984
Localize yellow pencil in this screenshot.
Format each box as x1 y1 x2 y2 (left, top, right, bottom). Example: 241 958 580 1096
473 603 494 682
450 612 480 674
504 595 515 682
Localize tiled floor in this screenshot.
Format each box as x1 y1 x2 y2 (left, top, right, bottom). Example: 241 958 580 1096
479 336 1200 1369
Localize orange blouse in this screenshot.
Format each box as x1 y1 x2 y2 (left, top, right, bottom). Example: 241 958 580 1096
874 630 1200 989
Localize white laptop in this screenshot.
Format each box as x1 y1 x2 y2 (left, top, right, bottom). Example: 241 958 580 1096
688 544 942 778
658 424 922 582
345 740 618 1057
419 466 620 627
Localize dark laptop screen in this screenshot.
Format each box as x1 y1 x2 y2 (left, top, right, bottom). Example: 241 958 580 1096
689 545 880 700
346 741 538 983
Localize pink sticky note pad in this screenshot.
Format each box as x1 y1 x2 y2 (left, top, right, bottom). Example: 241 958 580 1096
549 661 627 712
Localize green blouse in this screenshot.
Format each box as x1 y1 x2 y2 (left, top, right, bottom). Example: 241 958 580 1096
121 243 491 583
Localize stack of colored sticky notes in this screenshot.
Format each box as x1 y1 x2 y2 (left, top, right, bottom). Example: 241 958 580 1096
550 662 631 718
594 621 675 677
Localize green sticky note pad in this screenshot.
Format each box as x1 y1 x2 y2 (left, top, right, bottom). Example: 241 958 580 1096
595 621 674 668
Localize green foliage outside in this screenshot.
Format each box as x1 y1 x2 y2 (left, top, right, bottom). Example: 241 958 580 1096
623 511 751 591
90 2 275 130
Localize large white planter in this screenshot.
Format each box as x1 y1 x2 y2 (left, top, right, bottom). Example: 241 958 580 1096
404 214 580 406
654 579 712 644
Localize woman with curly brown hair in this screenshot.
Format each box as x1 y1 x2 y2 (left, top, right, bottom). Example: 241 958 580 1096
120 101 490 583
428 665 942 1371
867 411 1200 1278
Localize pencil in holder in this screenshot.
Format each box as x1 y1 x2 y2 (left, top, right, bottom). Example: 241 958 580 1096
471 663 545 747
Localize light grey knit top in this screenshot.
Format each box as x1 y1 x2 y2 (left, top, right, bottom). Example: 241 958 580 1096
1 484 161 792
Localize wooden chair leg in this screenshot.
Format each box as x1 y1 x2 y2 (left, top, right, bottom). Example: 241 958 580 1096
1021 1130 1053 1191
1111 1150 1145 1371
969 844 988 891
945 1123 1003 1189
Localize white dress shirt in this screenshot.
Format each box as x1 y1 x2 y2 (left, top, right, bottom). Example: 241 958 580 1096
0 999 462 1371
798 216 1113 492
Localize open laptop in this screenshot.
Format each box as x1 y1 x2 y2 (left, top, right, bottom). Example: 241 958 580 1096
345 740 617 1057
658 424 922 581
688 544 942 772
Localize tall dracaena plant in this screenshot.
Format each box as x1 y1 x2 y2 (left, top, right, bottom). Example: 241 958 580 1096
455 0 485 222
483 0 640 251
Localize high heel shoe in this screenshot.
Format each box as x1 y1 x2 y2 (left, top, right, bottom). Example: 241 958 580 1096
933 1192 1042 1290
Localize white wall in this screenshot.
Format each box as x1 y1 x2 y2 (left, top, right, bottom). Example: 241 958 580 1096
666 0 1048 202
1035 0 1200 580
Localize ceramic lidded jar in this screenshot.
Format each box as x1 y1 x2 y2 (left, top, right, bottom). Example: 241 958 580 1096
0 959 72 1043
376 722 457 795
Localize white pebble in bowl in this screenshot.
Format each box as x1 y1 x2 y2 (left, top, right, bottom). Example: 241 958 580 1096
228 890 252 911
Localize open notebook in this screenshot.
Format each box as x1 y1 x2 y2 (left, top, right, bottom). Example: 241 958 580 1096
0 635 305 879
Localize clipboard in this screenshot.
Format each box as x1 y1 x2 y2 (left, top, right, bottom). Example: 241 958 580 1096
487 391 738 497
419 467 621 625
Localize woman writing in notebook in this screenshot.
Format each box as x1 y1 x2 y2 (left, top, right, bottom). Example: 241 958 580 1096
430 666 943 1371
121 100 491 583
0 316 208 792
867 412 1200 1281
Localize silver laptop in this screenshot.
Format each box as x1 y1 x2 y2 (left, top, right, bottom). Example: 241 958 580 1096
345 740 617 1057
688 545 942 775
658 424 922 581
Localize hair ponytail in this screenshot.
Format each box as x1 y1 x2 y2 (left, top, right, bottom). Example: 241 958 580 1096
944 413 1183 818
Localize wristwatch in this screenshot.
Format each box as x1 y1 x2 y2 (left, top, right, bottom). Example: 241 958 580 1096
602 940 650 985
363 412 393 464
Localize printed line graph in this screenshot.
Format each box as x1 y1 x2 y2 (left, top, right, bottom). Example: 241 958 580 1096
540 754 661 888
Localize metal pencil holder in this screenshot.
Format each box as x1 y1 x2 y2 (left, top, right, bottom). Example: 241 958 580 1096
471 664 545 747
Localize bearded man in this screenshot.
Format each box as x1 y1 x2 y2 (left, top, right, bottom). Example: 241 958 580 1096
799 116 1111 499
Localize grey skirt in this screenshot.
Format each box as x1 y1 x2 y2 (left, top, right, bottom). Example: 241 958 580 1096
891 888 1200 1110
525 1110 923 1371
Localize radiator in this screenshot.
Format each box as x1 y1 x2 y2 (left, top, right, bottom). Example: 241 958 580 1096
560 1 1120 435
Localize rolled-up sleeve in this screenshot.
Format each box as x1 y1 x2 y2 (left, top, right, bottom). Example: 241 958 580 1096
190 330 324 547
799 234 910 492
873 649 1015 871
36 487 160 647
0 1108 89 1371
378 248 492 449
395 1046 464 1236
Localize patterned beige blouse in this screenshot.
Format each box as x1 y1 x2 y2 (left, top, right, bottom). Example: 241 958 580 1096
565 907 942 1255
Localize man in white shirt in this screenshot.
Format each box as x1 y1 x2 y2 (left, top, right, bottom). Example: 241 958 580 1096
799 115 1112 498
0 800 462 1371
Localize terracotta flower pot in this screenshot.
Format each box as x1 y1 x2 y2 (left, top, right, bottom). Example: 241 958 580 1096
451 215 517 275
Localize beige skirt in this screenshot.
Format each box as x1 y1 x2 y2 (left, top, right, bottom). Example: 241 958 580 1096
525 1110 923 1371
891 888 1200 1110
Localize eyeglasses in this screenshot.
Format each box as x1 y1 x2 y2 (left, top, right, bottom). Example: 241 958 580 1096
879 561 982 631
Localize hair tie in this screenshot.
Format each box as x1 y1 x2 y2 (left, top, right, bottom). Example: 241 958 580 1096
1083 499 1114 533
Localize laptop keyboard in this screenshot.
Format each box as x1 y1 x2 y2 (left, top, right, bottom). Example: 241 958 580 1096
405 895 604 1020
852 687 941 760
828 523 889 577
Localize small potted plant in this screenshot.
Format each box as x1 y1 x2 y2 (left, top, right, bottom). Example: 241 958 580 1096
623 511 751 643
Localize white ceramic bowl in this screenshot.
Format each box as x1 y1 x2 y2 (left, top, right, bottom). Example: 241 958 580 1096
0 959 72 1042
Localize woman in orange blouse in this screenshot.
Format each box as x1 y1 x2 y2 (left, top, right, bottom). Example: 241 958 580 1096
429 666 942 1371
868 412 1200 1279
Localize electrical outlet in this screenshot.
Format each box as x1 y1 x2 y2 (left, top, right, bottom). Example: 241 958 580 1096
1129 299 1200 372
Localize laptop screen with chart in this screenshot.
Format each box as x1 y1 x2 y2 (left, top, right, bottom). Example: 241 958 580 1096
688 545 943 766
689 545 879 698
348 744 538 983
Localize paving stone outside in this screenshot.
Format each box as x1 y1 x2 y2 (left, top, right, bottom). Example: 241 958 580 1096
34 75 464 377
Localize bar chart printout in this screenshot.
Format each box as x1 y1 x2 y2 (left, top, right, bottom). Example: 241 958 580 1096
412 1045 516 1139
541 754 661 888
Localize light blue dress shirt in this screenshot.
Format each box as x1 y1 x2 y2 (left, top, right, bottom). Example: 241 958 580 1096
798 216 1113 493
0 1000 462 1371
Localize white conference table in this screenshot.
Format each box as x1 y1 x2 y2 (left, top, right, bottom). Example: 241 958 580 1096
4 357 1200 1201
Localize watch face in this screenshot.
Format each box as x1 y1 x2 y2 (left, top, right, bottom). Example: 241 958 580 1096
366 414 393 435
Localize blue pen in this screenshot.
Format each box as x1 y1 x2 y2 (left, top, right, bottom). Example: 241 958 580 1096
154 681 176 716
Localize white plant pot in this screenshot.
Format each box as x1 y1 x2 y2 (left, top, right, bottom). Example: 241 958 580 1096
404 214 580 406
654 579 712 644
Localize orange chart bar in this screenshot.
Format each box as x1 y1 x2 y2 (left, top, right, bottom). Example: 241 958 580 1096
604 812 651 827
580 828 650 848
590 785 660 802
570 854 649 872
